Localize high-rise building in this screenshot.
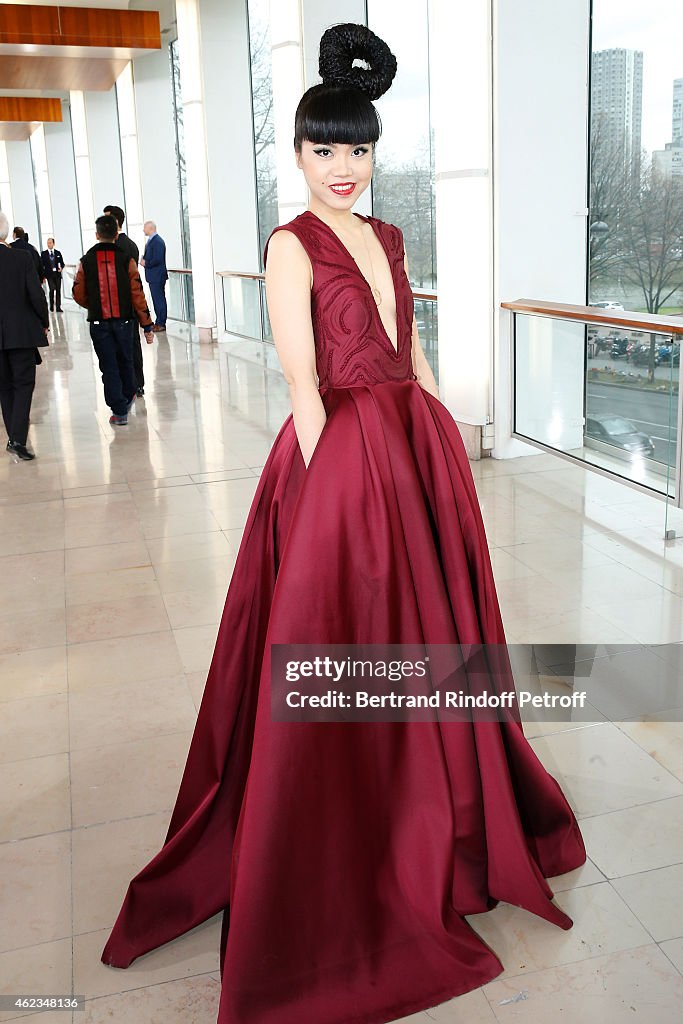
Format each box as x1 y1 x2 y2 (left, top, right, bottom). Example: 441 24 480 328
652 79 683 179
591 48 644 178
672 78 683 146
652 141 683 178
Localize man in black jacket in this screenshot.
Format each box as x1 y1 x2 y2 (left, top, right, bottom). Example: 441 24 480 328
103 204 145 397
73 214 154 425
41 238 65 312
0 212 50 460
11 227 44 284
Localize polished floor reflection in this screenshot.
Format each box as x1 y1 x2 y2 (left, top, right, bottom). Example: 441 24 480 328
1 309 683 1023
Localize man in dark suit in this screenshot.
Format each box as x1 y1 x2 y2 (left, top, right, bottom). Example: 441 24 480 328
11 227 44 283
41 238 65 312
0 212 50 460
103 204 145 396
141 220 168 333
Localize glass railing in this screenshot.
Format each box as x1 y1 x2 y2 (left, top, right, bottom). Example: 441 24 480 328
503 299 683 536
217 271 439 381
167 269 194 323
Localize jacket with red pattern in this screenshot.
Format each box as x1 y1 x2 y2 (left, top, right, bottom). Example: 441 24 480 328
73 242 153 327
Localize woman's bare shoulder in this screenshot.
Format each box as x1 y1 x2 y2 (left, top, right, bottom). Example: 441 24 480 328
265 227 312 286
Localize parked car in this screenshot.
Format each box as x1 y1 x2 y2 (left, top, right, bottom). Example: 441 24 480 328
589 300 625 311
586 415 655 457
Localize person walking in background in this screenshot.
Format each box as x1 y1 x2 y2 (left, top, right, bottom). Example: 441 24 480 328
10 227 44 283
41 238 65 312
73 214 154 426
0 211 50 461
141 221 167 333
103 203 146 397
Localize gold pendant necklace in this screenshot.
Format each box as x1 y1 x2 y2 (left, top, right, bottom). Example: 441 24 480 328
360 227 382 306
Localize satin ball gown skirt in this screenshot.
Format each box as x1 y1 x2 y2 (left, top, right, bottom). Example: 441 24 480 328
101 378 586 1024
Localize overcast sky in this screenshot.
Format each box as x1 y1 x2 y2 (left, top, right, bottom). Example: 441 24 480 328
592 0 683 154
374 0 683 163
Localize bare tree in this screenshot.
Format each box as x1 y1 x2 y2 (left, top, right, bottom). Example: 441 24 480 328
589 113 634 288
249 21 278 263
616 158 683 381
373 134 436 288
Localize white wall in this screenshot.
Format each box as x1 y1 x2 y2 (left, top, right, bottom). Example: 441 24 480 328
5 140 39 241
492 0 591 457
85 90 126 217
133 48 184 268
44 103 82 263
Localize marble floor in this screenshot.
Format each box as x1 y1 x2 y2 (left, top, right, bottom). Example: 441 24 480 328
1 308 683 1023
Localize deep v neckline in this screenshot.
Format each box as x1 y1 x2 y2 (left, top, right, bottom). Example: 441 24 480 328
304 210 401 357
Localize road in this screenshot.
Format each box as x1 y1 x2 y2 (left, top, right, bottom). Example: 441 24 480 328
586 379 677 467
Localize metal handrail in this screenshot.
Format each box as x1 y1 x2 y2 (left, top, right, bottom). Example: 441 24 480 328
216 268 437 302
502 298 683 335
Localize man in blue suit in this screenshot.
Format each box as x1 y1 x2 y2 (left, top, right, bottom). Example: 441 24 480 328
141 221 168 333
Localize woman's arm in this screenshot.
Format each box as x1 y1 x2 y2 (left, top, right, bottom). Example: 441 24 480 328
265 229 327 468
404 247 440 400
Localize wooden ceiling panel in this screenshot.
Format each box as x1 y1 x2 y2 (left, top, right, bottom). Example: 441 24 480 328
0 95 62 121
0 5 161 50
0 54 129 90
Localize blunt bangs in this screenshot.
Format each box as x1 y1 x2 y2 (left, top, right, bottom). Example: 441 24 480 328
294 84 381 151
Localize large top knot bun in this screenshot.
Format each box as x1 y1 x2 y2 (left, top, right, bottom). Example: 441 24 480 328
319 23 397 101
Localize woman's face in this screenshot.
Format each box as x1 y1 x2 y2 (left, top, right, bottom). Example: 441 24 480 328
296 141 374 211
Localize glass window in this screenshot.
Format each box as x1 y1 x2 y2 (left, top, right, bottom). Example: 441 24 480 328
589 1 683 319
247 0 278 270
170 38 192 270
367 0 436 290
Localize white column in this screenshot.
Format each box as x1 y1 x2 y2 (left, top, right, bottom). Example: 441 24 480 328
492 0 590 458
30 124 54 249
176 0 216 339
84 90 125 221
69 90 97 251
115 62 145 252
269 0 307 221
198 0 260 320
429 0 494 450
6 139 40 241
133 48 183 269
44 102 82 263
0 142 13 226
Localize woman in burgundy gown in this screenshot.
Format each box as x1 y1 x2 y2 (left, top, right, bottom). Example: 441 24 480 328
102 23 586 1024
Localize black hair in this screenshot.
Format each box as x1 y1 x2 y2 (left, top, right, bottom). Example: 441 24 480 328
96 214 118 241
13 226 24 238
103 205 125 229
294 23 397 152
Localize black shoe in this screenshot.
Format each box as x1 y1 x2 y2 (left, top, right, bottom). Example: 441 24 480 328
7 441 35 461
136 387 144 398
56 308 63 313
50 307 54 313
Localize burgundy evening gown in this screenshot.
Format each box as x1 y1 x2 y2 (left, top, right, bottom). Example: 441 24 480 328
102 210 586 1023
